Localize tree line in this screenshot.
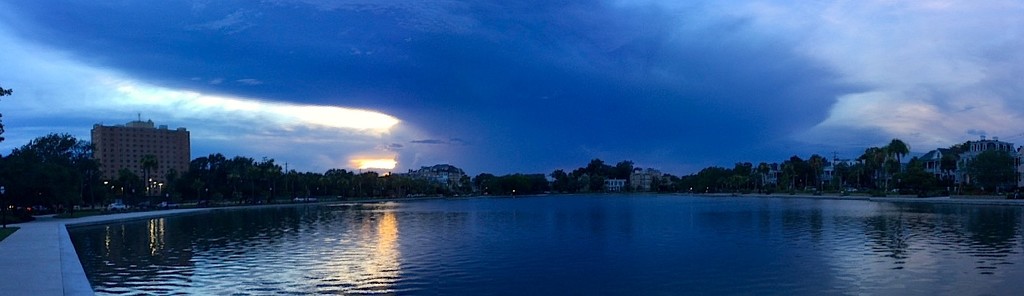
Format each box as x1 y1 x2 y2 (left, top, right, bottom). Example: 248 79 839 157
0 133 485 212
678 138 1018 196
3 132 1020 215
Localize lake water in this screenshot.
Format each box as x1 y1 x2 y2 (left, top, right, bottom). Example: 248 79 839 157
69 195 1024 295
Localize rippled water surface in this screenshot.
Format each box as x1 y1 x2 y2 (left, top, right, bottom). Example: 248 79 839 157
69 195 1024 295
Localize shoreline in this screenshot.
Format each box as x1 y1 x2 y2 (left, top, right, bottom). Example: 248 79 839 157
692 192 1024 206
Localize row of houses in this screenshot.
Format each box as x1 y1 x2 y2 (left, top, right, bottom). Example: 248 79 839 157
603 168 669 192
766 136 1024 189
404 136 1024 194
919 136 1023 186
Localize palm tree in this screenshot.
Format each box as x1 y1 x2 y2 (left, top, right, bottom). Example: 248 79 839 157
859 147 886 189
140 155 158 196
885 139 909 192
886 139 910 168
756 162 771 192
808 154 827 191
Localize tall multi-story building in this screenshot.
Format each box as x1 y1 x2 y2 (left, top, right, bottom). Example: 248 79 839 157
956 136 1017 185
403 164 468 191
630 168 664 192
92 119 190 192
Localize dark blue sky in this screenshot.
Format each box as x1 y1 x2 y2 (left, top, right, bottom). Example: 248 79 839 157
2 1 1022 175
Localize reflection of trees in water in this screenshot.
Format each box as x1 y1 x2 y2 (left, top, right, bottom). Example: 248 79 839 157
962 206 1020 250
863 214 910 262
860 203 1024 273
778 206 824 243
956 206 1022 274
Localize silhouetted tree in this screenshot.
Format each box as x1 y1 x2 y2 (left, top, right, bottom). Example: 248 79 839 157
1 134 95 208
967 150 1016 193
140 154 158 195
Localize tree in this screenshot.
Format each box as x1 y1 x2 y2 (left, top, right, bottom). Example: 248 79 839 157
140 155 158 195
731 162 753 192
883 139 909 191
808 155 827 190
756 162 771 191
886 139 910 165
117 168 141 201
584 159 612 178
473 173 497 194
832 161 851 190
550 169 570 193
781 156 810 191
967 150 1016 193
894 157 939 196
859 147 886 189
1 134 95 208
613 161 635 188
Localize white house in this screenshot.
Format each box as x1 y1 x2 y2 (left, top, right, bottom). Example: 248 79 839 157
604 179 626 192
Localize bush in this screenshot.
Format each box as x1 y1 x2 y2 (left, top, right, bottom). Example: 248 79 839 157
1 209 35 224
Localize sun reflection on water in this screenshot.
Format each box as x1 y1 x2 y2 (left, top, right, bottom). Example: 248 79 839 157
351 210 401 292
315 208 404 294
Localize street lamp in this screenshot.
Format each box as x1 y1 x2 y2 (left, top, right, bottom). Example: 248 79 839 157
1 186 6 228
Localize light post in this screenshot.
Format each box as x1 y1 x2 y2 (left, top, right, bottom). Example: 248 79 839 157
1 186 6 229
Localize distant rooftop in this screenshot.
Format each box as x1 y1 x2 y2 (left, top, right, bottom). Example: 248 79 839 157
125 119 154 128
94 118 186 131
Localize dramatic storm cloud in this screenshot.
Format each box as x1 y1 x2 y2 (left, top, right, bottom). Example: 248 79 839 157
1 0 1021 175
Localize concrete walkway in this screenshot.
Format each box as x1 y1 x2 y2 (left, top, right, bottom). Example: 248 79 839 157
0 209 206 296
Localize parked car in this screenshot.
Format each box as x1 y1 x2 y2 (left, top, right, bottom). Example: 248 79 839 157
107 202 128 211
157 201 179 209
293 197 318 202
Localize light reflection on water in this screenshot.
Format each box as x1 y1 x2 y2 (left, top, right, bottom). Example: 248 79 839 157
69 196 1024 295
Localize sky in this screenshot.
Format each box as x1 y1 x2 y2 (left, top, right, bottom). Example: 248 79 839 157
1 0 1023 176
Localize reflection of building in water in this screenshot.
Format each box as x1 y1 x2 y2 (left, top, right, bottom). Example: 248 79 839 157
148 218 166 256
102 218 168 257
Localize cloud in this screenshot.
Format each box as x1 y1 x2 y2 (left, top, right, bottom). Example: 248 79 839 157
411 139 445 145
411 138 468 146
236 78 263 85
449 137 467 145
723 0 1024 150
188 9 258 34
0 20 416 173
6 1 1021 176
273 0 479 33
967 129 987 137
